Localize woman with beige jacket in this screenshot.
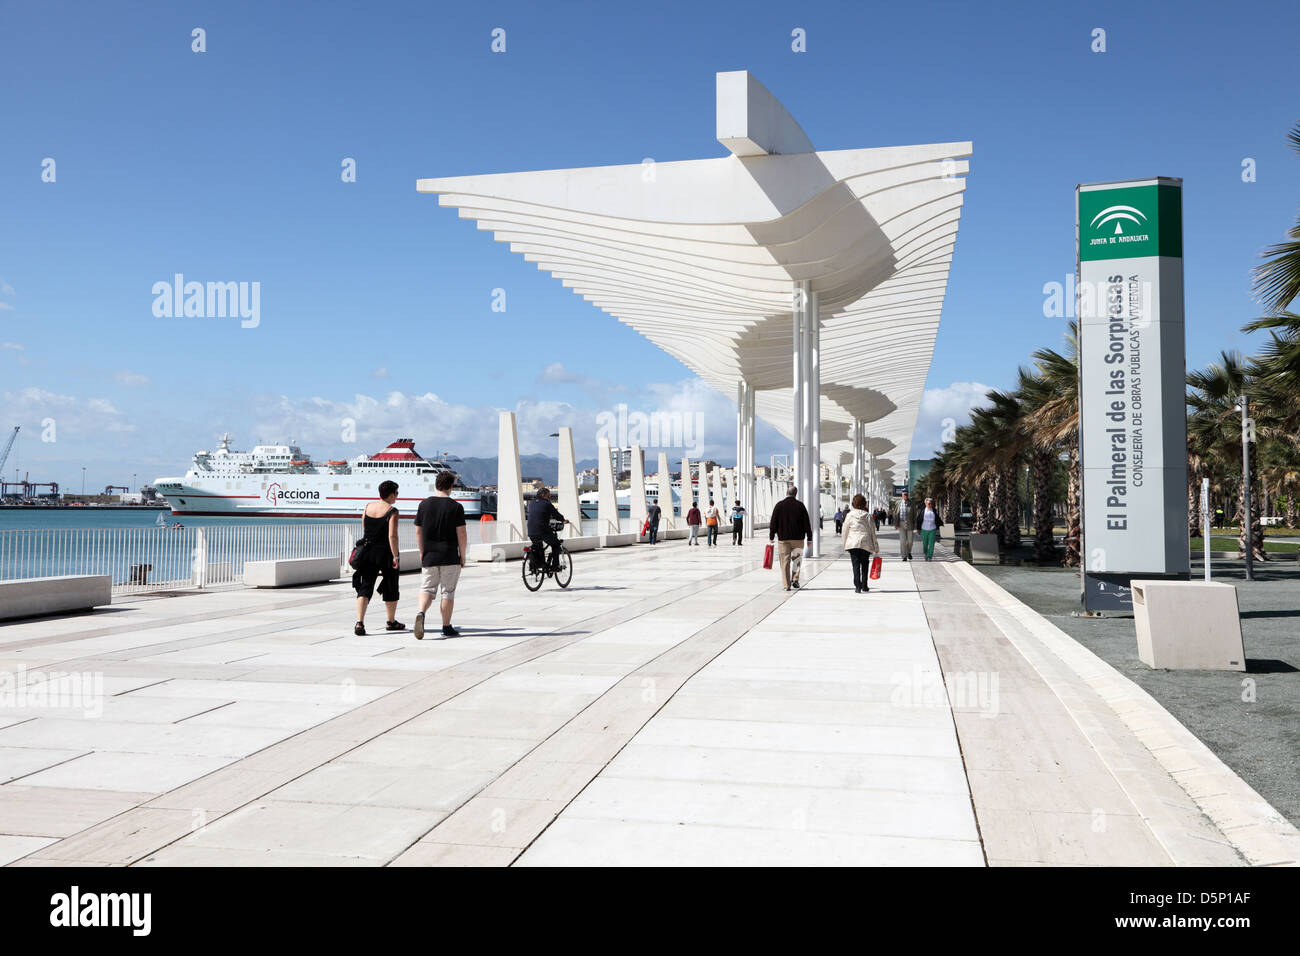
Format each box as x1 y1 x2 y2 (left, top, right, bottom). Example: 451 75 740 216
841 493 880 593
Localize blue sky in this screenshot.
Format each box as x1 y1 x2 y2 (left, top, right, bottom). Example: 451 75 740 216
2 0 1297 491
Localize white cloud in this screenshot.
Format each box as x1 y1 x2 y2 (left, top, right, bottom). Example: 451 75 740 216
114 370 150 387
911 381 993 458
371 367 390 379
245 376 755 464
1 342 22 351
0 302 13 312
537 362 582 385
0 387 138 438
0 280 13 296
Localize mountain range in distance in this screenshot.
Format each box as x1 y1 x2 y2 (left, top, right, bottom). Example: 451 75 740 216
448 455 600 488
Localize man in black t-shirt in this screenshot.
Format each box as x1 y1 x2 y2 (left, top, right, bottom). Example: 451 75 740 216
413 471 467 639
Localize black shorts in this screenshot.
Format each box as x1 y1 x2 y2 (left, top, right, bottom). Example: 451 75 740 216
352 552 399 601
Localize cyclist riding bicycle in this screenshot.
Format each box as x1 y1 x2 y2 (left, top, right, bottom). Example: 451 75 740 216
526 487 576 571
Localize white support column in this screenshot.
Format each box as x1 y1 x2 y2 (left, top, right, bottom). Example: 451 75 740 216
657 451 675 529
792 282 806 510
711 464 724 514
597 436 619 539
496 411 527 543
809 289 821 557
630 445 648 537
558 426 581 539
737 379 756 538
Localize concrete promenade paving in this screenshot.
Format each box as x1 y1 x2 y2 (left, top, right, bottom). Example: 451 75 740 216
0 530 1296 866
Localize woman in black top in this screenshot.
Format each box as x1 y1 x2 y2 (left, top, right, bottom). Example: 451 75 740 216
353 480 403 635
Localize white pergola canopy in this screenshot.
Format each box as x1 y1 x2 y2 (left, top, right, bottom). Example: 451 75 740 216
419 71 969 490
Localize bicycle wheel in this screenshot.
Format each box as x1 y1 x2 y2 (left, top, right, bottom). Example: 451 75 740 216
553 548 573 588
522 551 545 591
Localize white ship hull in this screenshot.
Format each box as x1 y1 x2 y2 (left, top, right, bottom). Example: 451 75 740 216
155 436 485 519
154 475 483 518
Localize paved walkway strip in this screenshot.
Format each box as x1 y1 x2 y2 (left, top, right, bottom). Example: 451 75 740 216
1 530 1292 867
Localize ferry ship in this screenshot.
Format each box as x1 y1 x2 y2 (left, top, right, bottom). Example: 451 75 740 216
153 436 484 518
578 476 709 518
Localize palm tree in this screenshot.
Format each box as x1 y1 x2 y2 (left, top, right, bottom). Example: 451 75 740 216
1250 123 1300 316
1186 351 1267 560
982 389 1026 550
1022 322 1080 566
1016 365 1060 563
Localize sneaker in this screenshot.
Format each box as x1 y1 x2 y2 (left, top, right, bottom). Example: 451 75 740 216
792 580 800 589
784 585 791 592
354 621 365 636
414 612 425 641
441 624 459 638
386 620 405 632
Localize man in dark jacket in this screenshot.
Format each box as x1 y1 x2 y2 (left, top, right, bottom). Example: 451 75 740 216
768 486 812 591
526 488 574 571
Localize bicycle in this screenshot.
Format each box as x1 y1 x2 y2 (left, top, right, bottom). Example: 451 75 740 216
522 518 573 591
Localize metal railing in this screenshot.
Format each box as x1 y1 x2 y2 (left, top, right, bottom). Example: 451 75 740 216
0 523 378 597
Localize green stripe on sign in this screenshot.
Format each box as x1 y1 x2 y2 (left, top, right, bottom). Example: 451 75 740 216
1079 183 1182 261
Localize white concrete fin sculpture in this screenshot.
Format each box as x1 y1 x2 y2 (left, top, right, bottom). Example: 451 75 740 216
597 436 618 537
496 411 526 543
658 451 675 529
630 445 648 534
558 427 581 538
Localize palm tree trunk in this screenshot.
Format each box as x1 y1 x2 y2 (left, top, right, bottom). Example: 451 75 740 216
1188 475 1201 539
1002 463 1022 550
1032 449 1056 563
984 474 1002 539
1287 489 1297 529
1064 446 1081 567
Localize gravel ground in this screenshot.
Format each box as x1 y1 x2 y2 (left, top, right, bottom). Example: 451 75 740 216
977 557 1300 829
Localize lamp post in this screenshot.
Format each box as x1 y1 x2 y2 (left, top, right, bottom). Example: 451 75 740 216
81 467 86 496
1237 394 1254 582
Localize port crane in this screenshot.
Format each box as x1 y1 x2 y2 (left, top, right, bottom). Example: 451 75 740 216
0 426 17 477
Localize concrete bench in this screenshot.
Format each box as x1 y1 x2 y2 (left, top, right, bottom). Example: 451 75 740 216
1132 580 1245 671
467 541 527 562
661 528 690 540
0 575 112 620
599 532 638 548
969 533 1000 564
243 557 340 588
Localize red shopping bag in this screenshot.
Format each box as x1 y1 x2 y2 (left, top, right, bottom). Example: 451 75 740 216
762 543 774 569
869 555 882 580
641 519 650 535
